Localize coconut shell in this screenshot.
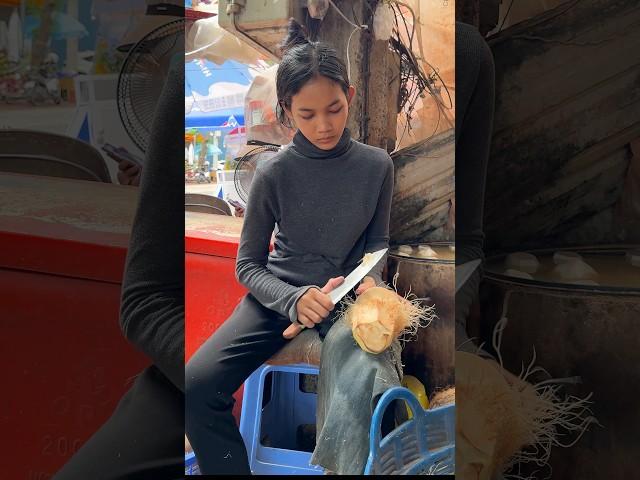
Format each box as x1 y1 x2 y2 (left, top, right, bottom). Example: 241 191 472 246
456 350 595 479
346 287 412 354
429 387 455 408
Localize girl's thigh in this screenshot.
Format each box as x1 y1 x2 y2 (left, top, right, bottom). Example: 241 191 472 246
186 293 292 396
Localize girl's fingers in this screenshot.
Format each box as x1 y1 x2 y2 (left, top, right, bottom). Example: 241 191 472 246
356 277 376 295
302 309 323 324
298 314 316 329
117 159 135 170
308 300 330 319
283 323 302 339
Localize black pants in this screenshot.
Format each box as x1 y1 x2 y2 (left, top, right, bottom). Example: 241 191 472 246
53 366 184 480
184 293 294 475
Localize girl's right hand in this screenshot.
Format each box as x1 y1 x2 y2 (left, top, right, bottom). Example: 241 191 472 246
284 276 344 339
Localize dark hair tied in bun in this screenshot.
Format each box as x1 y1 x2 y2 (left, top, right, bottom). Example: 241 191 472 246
276 18 350 128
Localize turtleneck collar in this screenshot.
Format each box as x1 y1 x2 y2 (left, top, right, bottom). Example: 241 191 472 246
291 128 353 159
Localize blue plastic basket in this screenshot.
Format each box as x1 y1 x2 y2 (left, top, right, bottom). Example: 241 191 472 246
185 451 200 475
364 387 455 475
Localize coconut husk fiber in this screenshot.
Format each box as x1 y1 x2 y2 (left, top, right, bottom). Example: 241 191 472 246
456 346 598 480
344 285 435 354
429 386 455 408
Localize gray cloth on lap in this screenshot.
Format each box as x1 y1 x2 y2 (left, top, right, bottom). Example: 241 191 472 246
311 315 404 475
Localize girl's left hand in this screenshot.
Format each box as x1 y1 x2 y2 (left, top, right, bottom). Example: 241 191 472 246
355 276 376 296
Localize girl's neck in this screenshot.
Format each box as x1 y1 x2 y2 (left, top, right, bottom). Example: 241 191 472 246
292 128 352 159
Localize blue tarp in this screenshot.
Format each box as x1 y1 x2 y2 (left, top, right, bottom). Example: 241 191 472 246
185 59 251 128
184 108 244 129
185 59 252 98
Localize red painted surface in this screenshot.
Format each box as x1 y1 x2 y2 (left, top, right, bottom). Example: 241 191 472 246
185 212 248 425
0 174 150 479
1 172 268 476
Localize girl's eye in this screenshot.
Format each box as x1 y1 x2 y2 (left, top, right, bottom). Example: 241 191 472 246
299 107 342 120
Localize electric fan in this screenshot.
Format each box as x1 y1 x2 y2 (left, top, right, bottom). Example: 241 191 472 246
234 144 280 203
117 19 184 153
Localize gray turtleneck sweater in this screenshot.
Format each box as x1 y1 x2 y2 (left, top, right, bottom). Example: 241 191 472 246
235 129 394 324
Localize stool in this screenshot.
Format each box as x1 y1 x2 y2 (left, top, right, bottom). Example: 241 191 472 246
239 363 325 475
265 328 322 366
185 451 199 475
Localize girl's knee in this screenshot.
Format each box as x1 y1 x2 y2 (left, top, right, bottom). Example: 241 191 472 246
185 363 232 412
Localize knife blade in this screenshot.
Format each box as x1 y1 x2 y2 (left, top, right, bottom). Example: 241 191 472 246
295 248 388 332
328 247 388 305
456 259 481 293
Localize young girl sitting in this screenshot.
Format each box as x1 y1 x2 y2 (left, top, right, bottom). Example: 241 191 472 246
185 19 403 475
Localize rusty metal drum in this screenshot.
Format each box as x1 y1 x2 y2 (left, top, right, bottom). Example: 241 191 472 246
386 242 455 395
479 245 640 479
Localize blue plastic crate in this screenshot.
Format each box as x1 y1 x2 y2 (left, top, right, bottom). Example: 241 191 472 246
185 450 200 476
364 387 455 475
240 363 325 475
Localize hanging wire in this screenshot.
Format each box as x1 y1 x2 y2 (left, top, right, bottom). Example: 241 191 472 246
327 0 368 83
497 0 517 33
387 1 453 146
328 0 367 30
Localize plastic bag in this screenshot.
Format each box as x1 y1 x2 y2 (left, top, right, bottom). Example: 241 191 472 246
307 0 330 20
373 2 394 41
186 15 262 66
244 65 296 146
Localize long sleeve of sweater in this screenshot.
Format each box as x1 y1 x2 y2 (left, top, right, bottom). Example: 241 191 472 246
119 62 185 392
235 164 315 323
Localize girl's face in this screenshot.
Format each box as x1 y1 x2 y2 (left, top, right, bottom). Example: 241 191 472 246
286 75 355 150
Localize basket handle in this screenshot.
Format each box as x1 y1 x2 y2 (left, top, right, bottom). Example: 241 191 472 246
368 386 424 457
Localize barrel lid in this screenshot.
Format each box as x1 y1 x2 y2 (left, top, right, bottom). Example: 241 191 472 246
388 242 455 264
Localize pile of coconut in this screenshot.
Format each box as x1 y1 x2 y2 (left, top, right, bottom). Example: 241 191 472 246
456 317 598 479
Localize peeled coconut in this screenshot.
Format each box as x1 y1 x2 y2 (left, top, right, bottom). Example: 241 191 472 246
417 245 438 259
626 250 640 267
396 244 413 257
553 250 582 264
551 259 598 282
505 252 539 274
344 286 433 354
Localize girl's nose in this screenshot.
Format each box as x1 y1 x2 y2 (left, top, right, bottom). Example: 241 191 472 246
317 116 332 133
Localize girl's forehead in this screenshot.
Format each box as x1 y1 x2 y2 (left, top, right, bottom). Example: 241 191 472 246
291 76 346 108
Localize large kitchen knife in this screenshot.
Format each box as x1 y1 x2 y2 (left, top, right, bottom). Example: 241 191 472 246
293 248 388 332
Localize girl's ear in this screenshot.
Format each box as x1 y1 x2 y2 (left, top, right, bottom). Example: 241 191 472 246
347 85 356 105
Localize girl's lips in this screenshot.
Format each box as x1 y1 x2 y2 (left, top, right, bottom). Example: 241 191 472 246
317 135 335 143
